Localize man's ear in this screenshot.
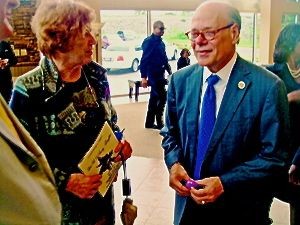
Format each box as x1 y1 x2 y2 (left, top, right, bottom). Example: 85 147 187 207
231 24 240 45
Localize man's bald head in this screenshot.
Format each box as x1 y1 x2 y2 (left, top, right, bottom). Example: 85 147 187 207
194 1 241 32
153 20 165 36
153 20 164 29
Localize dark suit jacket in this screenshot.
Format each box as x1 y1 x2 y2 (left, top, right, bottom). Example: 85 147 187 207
161 56 290 225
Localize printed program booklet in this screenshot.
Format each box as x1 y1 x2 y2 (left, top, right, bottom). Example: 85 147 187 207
78 121 121 197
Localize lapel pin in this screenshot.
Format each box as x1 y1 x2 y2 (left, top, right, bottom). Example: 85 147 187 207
238 81 245 89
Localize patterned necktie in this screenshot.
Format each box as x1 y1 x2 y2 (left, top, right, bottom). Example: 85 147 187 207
194 74 220 180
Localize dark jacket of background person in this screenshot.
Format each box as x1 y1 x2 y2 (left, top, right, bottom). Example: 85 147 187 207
140 33 171 86
266 63 300 164
265 23 300 225
0 40 17 102
177 56 190 70
140 26 172 129
266 62 300 225
177 48 190 70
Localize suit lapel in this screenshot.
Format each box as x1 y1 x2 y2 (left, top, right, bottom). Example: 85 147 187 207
207 57 251 153
185 65 204 160
186 65 203 122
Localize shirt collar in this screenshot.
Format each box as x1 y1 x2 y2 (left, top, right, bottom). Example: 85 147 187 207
203 52 237 83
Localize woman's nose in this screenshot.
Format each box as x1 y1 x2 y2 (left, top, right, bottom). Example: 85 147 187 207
88 32 97 45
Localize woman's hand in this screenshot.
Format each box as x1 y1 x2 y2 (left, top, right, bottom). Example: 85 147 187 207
289 164 300 185
66 173 102 199
287 90 300 102
114 140 132 162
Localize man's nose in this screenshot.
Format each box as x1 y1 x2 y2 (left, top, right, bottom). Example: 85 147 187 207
194 33 208 44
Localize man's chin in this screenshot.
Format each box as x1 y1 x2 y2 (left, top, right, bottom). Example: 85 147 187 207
197 58 211 67
0 19 14 40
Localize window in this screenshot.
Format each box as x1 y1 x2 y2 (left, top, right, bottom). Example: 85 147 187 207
101 10 261 97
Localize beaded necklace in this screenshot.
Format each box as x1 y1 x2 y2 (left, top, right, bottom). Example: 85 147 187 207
287 63 300 79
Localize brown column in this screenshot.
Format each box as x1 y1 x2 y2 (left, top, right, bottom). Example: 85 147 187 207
85 0 102 64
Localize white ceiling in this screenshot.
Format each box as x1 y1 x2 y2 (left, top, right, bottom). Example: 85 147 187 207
98 0 260 12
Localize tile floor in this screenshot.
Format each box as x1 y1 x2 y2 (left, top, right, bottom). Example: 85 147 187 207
113 156 290 225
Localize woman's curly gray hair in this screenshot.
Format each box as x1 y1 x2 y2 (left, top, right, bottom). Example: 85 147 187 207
31 0 96 57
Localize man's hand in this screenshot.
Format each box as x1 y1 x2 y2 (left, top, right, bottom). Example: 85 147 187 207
141 78 148 88
66 173 102 199
190 176 224 205
289 164 300 185
169 162 190 196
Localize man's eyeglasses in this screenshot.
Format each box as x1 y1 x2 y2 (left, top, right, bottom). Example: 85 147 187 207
185 23 234 41
158 27 165 31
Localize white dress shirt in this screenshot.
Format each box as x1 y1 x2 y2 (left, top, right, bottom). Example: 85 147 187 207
200 52 238 117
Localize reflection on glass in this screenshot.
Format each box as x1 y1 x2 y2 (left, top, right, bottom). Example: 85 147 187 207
282 13 300 27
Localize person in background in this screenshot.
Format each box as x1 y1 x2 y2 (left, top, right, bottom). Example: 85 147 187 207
140 20 172 130
265 23 300 225
177 48 191 70
160 1 290 225
9 0 132 224
102 35 110 49
0 0 61 224
0 40 17 103
117 30 126 41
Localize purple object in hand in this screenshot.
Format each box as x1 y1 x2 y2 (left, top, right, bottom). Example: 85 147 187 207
184 179 203 190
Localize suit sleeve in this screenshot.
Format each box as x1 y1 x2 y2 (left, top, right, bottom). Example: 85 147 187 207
160 75 182 169
292 148 300 165
140 39 155 78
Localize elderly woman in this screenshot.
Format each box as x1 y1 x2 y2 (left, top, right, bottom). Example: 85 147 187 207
9 0 131 224
266 23 300 225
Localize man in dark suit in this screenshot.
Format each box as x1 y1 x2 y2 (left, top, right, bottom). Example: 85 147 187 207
160 1 290 225
140 20 172 129
0 40 18 103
